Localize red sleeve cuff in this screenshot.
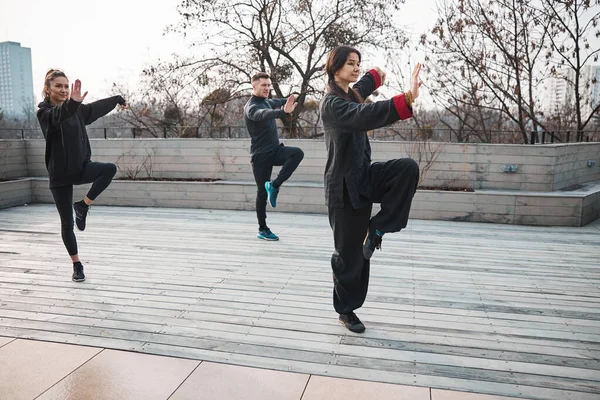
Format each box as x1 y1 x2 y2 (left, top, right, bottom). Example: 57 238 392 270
392 94 413 120
368 69 382 89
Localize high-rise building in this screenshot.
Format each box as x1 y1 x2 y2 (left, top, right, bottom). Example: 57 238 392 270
546 73 570 114
546 65 600 123
586 66 600 123
0 41 35 119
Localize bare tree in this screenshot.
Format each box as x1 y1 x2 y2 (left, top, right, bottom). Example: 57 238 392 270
112 65 219 138
19 96 37 127
201 88 236 137
165 0 409 137
402 135 446 187
541 0 600 135
421 0 553 143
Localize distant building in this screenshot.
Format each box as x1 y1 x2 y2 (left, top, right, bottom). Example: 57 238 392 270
0 41 35 119
546 65 600 122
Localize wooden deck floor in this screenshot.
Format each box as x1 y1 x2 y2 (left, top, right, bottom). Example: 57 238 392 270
0 204 599 400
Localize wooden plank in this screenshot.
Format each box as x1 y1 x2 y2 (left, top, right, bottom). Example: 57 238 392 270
2 283 598 344
1 297 598 369
1 281 598 354
2 274 598 335
1 205 600 400
0 312 598 392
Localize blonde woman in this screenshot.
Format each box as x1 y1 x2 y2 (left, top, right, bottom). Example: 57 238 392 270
37 69 126 282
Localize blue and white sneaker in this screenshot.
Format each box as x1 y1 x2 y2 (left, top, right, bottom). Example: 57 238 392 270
265 181 279 208
257 228 279 241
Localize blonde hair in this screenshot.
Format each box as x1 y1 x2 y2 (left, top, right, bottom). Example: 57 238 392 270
42 69 68 102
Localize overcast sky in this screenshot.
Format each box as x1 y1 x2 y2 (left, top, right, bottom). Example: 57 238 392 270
0 0 439 103
1 0 188 101
2 0 597 106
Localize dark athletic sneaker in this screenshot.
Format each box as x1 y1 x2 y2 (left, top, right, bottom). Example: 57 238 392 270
339 311 365 333
73 200 90 231
72 262 85 282
363 226 383 260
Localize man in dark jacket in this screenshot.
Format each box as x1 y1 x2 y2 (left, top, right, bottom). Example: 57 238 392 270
37 69 126 282
244 72 304 241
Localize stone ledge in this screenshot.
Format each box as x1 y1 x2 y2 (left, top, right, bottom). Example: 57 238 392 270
2 177 598 226
0 178 32 209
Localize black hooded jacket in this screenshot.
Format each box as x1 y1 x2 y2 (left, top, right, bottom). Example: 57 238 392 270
36 95 125 188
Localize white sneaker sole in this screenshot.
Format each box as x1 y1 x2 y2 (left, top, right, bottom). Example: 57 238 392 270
257 235 279 241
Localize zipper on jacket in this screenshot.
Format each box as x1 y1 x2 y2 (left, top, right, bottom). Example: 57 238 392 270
60 124 68 171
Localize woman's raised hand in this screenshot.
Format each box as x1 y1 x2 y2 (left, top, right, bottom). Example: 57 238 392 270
410 64 423 100
373 67 386 86
70 79 88 102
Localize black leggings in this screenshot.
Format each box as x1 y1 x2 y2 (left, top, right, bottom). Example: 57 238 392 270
251 144 304 230
50 162 117 256
328 158 419 314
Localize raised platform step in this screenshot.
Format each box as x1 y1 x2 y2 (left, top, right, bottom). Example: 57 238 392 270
1 178 599 227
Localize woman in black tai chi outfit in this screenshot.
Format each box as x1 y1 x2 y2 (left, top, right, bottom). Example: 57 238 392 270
320 46 423 333
37 69 127 282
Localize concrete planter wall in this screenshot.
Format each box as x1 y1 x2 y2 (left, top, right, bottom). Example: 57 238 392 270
26 177 599 227
553 144 600 189
21 139 600 192
0 179 32 209
0 140 28 180
2 139 599 226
